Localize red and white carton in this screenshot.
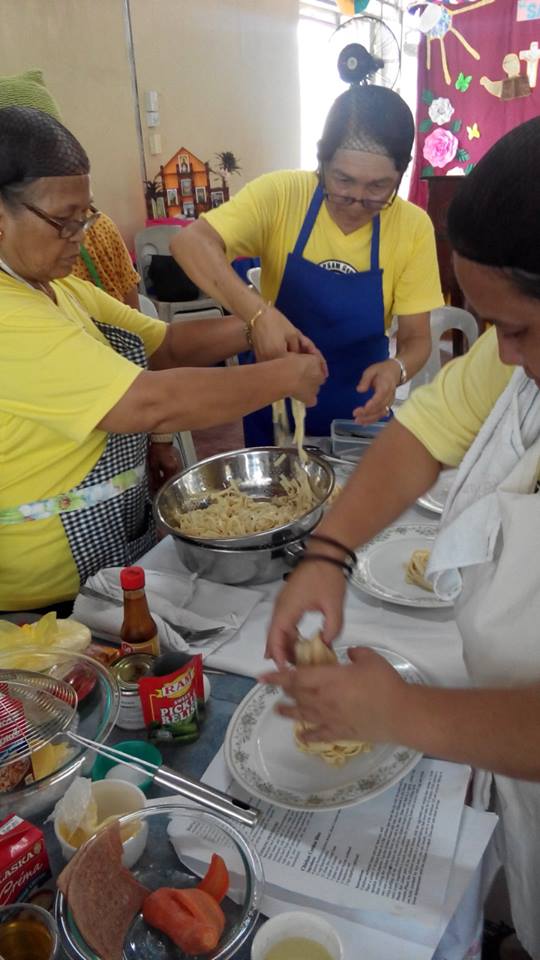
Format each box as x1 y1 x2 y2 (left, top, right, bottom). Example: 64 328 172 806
0 814 52 906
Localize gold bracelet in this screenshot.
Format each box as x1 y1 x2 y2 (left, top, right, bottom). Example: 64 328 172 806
243 302 270 350
150 433 175 443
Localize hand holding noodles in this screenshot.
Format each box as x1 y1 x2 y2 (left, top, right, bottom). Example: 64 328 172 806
293 632 372 766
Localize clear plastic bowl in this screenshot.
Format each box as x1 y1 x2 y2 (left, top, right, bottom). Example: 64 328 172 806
0 647 120 820
56 804 264 960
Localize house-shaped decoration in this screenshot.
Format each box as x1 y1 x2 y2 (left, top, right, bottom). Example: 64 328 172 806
160 147 230 219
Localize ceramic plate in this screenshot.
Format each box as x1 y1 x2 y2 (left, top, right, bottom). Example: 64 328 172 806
416 469 457 515
224 647 426 811
351 524 452 608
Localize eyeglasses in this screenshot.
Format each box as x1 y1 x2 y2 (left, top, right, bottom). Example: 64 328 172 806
322 190 396 212
22 202 100 239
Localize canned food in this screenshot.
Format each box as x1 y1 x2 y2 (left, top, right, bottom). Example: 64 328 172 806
111 654 155 731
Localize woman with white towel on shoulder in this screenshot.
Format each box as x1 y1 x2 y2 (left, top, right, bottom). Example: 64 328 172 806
263 117 540 959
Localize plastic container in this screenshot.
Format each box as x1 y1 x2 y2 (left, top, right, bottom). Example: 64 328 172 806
330 418 390 461
54 778 148 869
91 740 162 793
251 911 343 960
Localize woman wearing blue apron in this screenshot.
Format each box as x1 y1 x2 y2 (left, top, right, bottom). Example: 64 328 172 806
172 47 443 443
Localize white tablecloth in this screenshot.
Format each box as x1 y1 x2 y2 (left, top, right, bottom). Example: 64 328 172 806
142 505 467 687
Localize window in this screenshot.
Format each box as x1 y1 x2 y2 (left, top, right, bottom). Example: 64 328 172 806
297 0 419 195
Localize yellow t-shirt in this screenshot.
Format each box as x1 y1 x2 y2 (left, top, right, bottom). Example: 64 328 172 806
395 327 514 466
0 274 166 610
203 170 444 328
71 212 141 303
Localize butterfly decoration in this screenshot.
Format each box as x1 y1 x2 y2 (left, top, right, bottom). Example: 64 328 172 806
466 122 480 140
455 72 472 92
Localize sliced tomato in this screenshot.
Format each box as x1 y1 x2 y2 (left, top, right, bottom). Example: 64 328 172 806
143 886 225 955
197 853 229 904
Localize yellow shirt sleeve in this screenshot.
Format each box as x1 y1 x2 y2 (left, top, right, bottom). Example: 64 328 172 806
395 327 514 466
0 276 165 445
391 209 443 317
202 172 280 260
59 276 167 356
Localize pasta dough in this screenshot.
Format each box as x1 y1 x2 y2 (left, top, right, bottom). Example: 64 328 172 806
293 632 372 767
405 549 434 592
169 474 317 539
272 398 307 462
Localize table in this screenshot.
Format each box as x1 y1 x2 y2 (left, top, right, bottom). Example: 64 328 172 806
44 501 470 958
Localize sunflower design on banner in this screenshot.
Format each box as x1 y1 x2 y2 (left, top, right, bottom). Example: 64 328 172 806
408 0 540 205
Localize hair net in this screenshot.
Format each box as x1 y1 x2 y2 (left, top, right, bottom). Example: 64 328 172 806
0 106 89 188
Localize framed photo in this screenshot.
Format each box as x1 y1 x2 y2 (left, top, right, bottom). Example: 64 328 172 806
166 188 178 206
180 178 192 197
183 201 195 218
211 190 225 208
195 186 207 204
155 197 166 218
178 154 190 174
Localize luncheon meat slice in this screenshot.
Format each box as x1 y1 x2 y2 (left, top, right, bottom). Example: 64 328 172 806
57 822 148 960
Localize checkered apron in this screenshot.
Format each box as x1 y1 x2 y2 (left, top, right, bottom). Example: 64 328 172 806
59 319 156 585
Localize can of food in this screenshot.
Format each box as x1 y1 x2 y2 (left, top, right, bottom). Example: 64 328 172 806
111 653 156 730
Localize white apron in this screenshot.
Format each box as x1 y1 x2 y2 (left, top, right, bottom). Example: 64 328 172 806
427 368 540 959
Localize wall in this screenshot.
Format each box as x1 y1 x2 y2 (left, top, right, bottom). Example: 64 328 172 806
0 0 146 242
130 0 301 189
0 0 300 244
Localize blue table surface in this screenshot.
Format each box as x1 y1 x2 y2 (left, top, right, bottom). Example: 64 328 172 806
44 671 261 959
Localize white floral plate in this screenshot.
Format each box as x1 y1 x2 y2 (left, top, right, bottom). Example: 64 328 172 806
416 469 457 515
351 523 452 609
224 647 426 811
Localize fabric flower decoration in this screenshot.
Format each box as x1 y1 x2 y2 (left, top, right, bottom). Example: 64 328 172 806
446 167 465 176
428 97 455 126
423 128 459 169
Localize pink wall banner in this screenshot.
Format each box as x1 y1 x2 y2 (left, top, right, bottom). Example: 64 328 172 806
408 0 540 206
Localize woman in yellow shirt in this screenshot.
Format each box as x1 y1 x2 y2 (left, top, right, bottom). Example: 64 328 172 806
172 49 443 442
264 117 540 957
0 106 325 612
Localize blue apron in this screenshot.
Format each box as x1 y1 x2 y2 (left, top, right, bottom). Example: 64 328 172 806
242 184 389 445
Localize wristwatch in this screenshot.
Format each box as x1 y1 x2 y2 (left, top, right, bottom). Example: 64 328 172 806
392 357 408 386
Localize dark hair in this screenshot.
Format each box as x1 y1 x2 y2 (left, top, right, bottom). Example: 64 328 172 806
0 105 89 207
447 116 540 301
317 45 414 173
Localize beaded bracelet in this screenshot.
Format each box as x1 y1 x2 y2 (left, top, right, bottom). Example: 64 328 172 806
296 553 354 578
308 533 356 566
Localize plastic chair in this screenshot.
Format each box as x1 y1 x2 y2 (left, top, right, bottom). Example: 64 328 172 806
134 225 223 323
409 306 478 390
247 266 262 291
138 294 158 318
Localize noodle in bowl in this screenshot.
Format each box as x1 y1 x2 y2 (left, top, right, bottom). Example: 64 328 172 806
154 447 335 550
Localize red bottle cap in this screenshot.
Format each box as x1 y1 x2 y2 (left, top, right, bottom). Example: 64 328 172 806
120 566 145 591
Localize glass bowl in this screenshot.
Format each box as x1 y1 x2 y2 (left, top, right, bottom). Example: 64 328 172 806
56 804 264 960
0 902 60 960
0 647 119 820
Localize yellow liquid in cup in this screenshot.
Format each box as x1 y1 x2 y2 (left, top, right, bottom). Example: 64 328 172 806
0 916 54 960
264 937 334 960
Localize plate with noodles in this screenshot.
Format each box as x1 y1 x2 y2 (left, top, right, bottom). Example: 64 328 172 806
351 524 453 609
224 647 426 811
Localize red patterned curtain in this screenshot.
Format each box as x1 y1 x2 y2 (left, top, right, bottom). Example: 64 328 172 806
408 0 540 207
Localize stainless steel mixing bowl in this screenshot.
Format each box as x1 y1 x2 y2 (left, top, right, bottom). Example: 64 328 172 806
154 446 334 549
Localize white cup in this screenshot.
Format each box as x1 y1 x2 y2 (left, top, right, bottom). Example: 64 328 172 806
54 778 148 869
250 911 343 960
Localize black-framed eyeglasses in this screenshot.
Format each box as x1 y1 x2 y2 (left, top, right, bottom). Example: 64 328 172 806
22 202 100 239
322 189 397 212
